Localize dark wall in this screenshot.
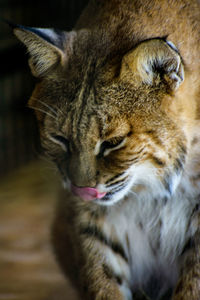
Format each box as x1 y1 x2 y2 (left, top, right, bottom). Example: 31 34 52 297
0 0 88 176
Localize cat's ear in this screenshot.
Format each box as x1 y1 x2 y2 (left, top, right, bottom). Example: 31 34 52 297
13 24 76 77
120 39 184 91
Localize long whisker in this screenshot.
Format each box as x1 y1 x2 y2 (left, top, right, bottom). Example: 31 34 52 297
128 190 138 198
31 97 65 117
31 98 58 116
38 100 58 116
29 105 57 120
52 104 65 117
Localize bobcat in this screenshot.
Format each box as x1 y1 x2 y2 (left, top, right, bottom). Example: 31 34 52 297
13 0 200 299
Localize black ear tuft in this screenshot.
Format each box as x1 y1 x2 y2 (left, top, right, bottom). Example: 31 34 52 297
7 21 66 50
2 18 18 28
16 26 66 50
13 24 76 77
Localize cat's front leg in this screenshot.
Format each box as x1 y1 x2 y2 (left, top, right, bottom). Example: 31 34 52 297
80 261 132 300
52 197 133 300
172 213 200 300
78 230 133 300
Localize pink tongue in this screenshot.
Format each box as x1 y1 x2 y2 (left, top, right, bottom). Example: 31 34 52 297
71 185 106 201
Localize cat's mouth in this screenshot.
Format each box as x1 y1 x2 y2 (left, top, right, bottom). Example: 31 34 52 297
70 184 107 202
70 182 129 205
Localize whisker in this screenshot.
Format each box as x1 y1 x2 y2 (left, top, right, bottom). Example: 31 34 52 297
31 97 58 116
38 154 58 171
53 104 66 117
31 97 65 117
38 100 58 116
128 190 138 198
29 105 57 120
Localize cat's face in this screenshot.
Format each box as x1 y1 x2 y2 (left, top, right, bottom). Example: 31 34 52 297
14 26 187 205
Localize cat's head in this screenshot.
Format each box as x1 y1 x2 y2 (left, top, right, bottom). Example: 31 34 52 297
14 25 187 206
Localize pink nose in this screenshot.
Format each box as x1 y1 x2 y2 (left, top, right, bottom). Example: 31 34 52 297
71 184 106 201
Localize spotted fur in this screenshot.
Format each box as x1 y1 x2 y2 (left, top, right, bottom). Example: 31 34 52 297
14 0 200 299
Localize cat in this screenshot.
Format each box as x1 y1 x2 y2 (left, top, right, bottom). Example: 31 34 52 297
13 0 200 299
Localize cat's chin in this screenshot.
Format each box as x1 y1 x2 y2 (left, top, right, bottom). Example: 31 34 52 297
61 179 128 206
94 184 132 206
94 193 126 206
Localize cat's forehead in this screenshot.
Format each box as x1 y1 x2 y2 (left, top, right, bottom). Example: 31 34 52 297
61 103 130 140
55 73 156 139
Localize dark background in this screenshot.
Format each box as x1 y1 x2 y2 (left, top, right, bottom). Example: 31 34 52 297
0 0 88 176
0 3 89 299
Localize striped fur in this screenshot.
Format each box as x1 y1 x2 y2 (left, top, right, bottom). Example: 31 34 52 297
14 0 200 299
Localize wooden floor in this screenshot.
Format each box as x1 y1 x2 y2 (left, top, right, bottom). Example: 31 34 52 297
0 160 79 300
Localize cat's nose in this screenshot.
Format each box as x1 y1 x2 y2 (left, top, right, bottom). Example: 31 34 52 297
70 184 106 201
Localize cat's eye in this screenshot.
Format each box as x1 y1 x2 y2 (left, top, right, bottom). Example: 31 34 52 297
49 134 69 151
99 137 125 157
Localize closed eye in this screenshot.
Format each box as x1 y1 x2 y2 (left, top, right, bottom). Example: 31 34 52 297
98 137 126 157
49 134 69 151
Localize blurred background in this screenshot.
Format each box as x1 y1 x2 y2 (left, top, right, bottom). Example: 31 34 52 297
0 0 88 176
0 1 88 299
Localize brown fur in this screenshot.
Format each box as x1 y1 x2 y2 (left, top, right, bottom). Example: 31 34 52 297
14 1 200 299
